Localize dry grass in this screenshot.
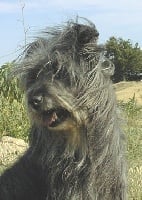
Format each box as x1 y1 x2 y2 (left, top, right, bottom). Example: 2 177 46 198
129 165 142 200
114 81 142 106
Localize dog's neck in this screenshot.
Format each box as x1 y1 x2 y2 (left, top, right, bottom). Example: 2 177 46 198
27 125 92 199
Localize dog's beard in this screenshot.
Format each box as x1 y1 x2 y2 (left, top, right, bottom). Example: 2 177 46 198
34 108 71 128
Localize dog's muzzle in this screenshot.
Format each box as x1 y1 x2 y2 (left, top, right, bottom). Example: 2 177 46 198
29 94 71 128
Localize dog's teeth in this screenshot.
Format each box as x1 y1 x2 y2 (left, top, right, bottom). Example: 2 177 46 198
47 112 58 126
52 112 58 122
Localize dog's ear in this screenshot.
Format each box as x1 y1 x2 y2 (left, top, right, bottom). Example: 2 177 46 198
73 24 99 45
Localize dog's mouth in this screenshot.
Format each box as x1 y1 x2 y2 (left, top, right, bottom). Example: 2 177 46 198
41 108 71 128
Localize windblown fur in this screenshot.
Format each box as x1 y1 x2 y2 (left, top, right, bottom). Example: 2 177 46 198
0 18 127 200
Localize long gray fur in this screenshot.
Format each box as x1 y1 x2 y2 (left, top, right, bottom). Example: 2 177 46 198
0 17 127 200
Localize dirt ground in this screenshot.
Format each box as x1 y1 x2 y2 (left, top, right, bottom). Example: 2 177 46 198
114 81 142 106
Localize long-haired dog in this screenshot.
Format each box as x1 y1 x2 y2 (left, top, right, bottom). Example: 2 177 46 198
0 18 127 200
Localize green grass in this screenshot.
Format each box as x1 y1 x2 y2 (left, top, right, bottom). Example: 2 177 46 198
127 127 142 200
0 96 142 199
123 98 142 200
0 98 29 141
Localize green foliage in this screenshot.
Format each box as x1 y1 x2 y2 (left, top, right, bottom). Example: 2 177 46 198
117 97 142 199
122 96 142 162
0 97 29 140
125 103 142 200
105 37 142 82
119 94 142 126
0 63 23 103
0 63 29 140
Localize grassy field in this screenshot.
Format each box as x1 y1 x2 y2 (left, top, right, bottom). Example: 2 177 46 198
115 81 142 200
0 81 142 199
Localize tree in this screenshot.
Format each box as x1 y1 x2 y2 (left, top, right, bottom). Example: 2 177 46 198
105 37 142 82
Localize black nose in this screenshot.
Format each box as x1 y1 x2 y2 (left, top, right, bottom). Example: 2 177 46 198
32 95 43 108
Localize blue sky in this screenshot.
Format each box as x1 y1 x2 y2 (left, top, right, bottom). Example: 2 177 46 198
0 0 142 65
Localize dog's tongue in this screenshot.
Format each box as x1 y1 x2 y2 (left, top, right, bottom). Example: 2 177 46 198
47 112 58 126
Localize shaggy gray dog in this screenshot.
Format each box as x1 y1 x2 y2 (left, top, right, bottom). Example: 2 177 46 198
0 18 127 200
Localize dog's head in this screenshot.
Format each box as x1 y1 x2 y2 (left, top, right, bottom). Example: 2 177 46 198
14 19 114 136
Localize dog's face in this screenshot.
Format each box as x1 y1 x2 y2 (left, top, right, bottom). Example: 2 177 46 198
16 23 99 132
25 52 89 137
26 67 79 130
15 21 113 144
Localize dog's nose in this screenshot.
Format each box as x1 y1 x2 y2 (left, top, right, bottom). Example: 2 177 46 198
32 95 43 107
